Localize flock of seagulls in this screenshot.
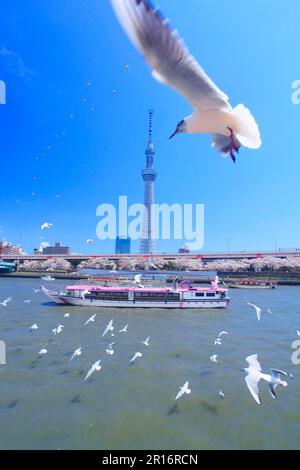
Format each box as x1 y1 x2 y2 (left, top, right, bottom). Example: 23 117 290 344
0 286 294 413
25 308 150 380
175 299 291 406
26 308 151 382
7 57 130 247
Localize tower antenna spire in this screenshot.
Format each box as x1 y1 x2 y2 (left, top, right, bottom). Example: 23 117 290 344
149 109 153 142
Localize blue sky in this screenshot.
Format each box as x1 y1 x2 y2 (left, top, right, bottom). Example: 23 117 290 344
0 0 300 254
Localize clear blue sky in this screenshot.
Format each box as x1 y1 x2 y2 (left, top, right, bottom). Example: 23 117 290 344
0 0 300 254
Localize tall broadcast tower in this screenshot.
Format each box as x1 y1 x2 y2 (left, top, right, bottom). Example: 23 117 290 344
140 110 157 254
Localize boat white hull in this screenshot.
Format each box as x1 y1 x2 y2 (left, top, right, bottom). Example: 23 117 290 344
45 293 229 309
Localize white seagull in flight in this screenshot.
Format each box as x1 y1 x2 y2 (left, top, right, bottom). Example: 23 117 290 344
84 360 102 381
118 324 128 333
242 354 288 405
53 324 64 335
130 352 143 364
84 314 97 326
102 319 114 337
141 336 150 346
106 342 116 356
210 354 218 363
41 222 53 231
69 347 82 362
0 296 12 307
37 348 47 358
218 331 229 338
29 324 38 333
134 274 144 288
175 381 191 401
80 289 91 300
247 302 262 321
110 0 261 163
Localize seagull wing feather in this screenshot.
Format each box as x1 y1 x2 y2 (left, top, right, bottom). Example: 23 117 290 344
246 354 262 371
111 0 230 112
268 382 277 399
271 368 288 378
245 373 261 405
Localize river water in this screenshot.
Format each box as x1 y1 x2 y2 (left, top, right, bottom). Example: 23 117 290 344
0 278 299 450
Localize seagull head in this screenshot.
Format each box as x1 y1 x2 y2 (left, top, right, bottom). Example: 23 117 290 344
169 119 187 139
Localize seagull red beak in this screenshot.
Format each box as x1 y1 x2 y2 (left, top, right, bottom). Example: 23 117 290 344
169 129 178 140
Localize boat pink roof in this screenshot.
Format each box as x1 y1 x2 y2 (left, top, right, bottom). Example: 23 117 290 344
66 284 228 293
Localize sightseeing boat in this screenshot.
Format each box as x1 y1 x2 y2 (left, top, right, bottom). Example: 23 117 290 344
225 278 277 289
42 278 230 309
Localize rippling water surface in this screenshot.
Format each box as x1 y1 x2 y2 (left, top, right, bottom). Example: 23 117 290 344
0 278 299 450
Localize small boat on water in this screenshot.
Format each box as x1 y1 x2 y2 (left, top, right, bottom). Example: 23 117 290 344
226 278 277 289
42 277 230 309
41 276 56 282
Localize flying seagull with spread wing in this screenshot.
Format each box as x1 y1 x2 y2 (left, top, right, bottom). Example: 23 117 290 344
242 354 288 405
110 0 261 163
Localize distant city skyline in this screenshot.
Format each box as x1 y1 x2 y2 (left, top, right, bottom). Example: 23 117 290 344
1 0 300 254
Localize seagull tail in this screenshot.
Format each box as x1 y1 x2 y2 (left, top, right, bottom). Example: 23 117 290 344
231 104 262 150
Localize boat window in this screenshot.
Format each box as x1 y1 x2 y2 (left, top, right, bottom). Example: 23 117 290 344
206 293 216 297
195 293 205 297
134 292 180 301
86 291 129 300
106 292 127 299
